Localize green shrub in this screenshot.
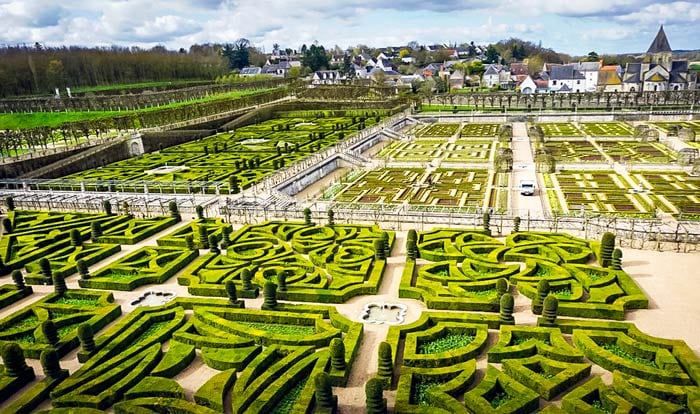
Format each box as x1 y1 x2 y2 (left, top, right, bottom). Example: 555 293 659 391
198 226 209 249
168 201 181 221
277 271 288 292
39 258 53 282
262 281 278 310
375 239 385 260
225 280 238 303
12 269 25 290
513 216 521 233
2 342 30 377
41 320 59 346
51 272 68 297
612 248 622 270
330 338 346 371
327 209 335 226
194 368 236 411
2 217 12 233
76 260 90 279
381 231 391 257
90 222 102 240
6 196 15 211
532 279 550 315
314 372 337 411
196 205 205 220
241 268 254 291
102 200 112 216
208 234 219 254
40 349 65 379
600 232 615 267
185 234 195 251
366 377 387 414
543 295 559 325
304 208 312 225
377 342 393 388
77 323 96 354
500 293 515 325
483 212 491 234
496 278 509 297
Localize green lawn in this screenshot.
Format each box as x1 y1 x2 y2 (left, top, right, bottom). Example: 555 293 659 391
71 80 211 94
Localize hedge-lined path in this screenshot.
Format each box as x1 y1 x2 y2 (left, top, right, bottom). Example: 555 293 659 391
510 122 545 217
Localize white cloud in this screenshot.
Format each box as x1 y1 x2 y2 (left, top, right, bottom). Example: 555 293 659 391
616 1 700 24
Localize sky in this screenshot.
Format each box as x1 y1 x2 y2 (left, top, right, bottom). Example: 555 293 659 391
0 0 698 56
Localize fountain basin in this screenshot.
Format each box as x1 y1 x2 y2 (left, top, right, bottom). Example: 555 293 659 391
360 302 408 325
130 290 176 307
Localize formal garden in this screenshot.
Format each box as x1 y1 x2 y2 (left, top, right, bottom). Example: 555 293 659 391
0 203 697 413
543 170 700 217
47 112 385 194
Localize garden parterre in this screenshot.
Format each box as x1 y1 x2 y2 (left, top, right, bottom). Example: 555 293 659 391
0 214 697 413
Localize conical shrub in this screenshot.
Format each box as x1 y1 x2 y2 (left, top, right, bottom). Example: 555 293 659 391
262 281 278 310
42 320 59 346
543 295 559 325
532 279 550 315
11 270 25 290
330 338 346 370
611 248 623 270
500 293 515 325
77 323 96 354
241 268 253 291
40 349 64 379
365 377 387 414
225 280 238 303
1 342 30 377
314 372 336 410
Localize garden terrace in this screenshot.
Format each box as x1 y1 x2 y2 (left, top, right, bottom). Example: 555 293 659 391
651 121 700 134
460 123 501 138
53 113 385 194
596 141 676 163
415 123 461 137
378 140 494 163
578 122 634 137
401 229 647 318
537 123 583 137
178 221 392 303
331 168 494 209
547 170 700 217
543 140 604 163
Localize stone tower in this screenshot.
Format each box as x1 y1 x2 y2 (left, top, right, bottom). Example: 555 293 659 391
647 25 672 70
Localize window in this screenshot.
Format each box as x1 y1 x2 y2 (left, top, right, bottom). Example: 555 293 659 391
577 80 581 84
552 80 557 85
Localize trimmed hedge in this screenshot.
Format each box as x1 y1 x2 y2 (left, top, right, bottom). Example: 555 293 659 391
194 368 237 411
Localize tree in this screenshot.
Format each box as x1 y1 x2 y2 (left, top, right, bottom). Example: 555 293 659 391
222 38 251 70
339 54 355 81
371 70 386 85
302 44 330 72
288 66 302 79
587 51 599 62
45 59 65 88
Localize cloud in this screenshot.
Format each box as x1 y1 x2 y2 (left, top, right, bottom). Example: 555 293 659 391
131 15 201 42
616 1 700 24
0 1 66 27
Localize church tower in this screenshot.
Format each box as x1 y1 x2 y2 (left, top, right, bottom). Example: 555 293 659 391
647 25 672 70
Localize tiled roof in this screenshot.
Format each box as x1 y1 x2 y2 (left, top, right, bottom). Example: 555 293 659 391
598 70 622 86
647 25 672 54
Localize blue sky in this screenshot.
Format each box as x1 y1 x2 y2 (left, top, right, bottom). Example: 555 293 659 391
0 1 698 56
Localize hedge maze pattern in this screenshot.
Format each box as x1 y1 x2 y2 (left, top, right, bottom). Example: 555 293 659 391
401 229 647 319
387 313 699 413
179 221 392 303
34 299 362 413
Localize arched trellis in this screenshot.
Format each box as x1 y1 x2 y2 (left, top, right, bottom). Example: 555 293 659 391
678 128 697 143
529 125 545 144
498 124 513 143
678 148 698 166
535 152 556 173
494 148 513 172
634 125 659 142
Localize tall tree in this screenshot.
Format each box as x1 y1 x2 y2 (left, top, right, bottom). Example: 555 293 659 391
222 38 251 70
484 45 500 64
302 44 330 72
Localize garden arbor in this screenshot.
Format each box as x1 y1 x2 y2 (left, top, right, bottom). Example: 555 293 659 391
678 148 698 166
634 125 659 142
494 148 513 172
528 125 544 144
678 127 697 143
498 124 513 142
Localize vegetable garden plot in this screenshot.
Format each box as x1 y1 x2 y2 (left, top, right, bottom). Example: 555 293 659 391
332 168 493 208
543 140 604 162
578 122 633 137
537 123 583 137
460 123 500 138
416 124 461 137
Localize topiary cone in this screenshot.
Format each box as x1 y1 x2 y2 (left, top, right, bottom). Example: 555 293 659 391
90 221 102 240
303 208 312 225
225 280 238 303
39 258 53 282
381 231 391 257
543 295 559 325
1 342 30 377
500 293 515 325
185 234 196 251
42 320 60 347
76 259 90 279
198 226 209 249
611 248 623 270
208 234 219 254
532 279 550 315
11 270 25 290
330 338 346 371
2 217 12 234
600 232 615 267
496 278 509 297
277 271 287 292
40 349 64 379
374 239 385 260
365 377 387 414
241 268 253 291
513 216 521 233
314 372 337 410
261 281 278 310
53 272 67 296
77 323 96 353
377 342 393 386
196 205 205 220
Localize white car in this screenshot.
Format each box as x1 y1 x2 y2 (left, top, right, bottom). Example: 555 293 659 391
519 180 535 196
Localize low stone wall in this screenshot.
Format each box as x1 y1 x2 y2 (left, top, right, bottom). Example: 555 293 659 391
0 147 87 179
141 130 216 153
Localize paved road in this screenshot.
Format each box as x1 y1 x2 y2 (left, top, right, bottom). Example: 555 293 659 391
509 122 546 218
